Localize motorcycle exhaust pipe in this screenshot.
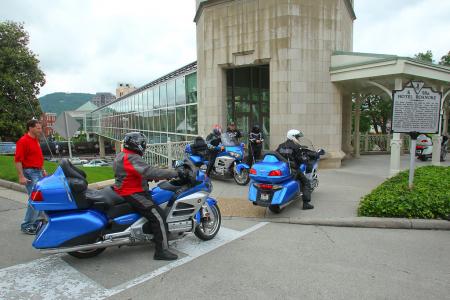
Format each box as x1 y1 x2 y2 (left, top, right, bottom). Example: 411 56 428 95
39 237 131 254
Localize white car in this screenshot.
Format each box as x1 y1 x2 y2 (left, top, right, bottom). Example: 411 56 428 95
82 159 109 167
69 157 88 165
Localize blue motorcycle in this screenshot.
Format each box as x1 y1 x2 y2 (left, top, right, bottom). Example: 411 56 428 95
248 145 325 214
185 133 251 186
29 159 221 258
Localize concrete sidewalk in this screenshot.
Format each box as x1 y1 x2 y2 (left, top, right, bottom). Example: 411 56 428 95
211 155 450 221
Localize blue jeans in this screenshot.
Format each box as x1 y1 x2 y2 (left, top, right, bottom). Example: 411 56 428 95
21 168 43 230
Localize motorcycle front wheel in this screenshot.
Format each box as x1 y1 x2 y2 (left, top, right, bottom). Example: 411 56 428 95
195 204 221 241
234 168 250 185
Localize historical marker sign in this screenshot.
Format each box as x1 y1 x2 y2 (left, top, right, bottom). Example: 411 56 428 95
391 81 443 189
392 81 442 134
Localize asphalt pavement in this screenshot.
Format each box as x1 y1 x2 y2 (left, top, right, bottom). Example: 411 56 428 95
0 155 449 299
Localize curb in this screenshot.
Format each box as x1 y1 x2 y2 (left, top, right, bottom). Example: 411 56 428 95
0 179 26 193
0 178 115 194
2 179 448 231
222 216 450 231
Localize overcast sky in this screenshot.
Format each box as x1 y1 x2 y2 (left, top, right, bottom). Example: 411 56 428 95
1 0 449 97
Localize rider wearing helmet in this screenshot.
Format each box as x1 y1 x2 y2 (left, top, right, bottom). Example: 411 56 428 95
205 124 223 176
113 132 179 260
276 129 317 210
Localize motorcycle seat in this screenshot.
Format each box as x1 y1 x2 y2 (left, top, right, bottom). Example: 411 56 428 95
157 180 187 193
86 186 127 208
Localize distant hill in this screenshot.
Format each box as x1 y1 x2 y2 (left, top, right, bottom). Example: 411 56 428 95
39 93 94 115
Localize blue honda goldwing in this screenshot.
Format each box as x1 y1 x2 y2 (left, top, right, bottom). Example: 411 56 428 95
29 159 221 258
185 133 250 185
248 144 325 213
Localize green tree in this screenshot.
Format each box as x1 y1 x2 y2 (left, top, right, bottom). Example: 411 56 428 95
439 51 450 66
413 50 434 63
353 94 392 135
0 21 45 141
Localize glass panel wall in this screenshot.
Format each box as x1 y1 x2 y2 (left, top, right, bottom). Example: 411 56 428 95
86 70 198 144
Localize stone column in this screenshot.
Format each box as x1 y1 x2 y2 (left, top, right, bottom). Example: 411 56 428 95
341 92 353 157
353 95 361 158
99 135 106 158
432 86 445 166
390 79 403 176
443 109 449 135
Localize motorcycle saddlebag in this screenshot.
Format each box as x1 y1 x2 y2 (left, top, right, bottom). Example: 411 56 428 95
32 210 107 249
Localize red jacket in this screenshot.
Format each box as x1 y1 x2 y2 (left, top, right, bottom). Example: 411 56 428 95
14 134 44 169
113 149 177 196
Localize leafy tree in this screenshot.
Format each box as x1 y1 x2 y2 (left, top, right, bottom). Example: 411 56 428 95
0 21 45 141
439 51 450 66
353 94 392 134
413 50 434 63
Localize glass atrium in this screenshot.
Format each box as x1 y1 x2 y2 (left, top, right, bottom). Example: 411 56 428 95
87 63 198 144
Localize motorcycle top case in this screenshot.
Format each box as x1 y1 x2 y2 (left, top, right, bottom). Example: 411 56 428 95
30 167 78 211
249 154 291 184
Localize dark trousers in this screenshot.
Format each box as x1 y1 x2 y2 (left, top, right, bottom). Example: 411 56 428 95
247 143 262 166
206 149 220 176
296 172 312 203
124 192 169 250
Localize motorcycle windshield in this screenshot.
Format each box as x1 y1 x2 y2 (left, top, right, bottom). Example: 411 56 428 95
298 136 316 151
221 132 239 147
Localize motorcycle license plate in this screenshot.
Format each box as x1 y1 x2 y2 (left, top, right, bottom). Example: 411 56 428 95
260 193 269 201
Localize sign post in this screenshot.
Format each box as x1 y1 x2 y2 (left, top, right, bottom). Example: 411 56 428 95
392 81 442 189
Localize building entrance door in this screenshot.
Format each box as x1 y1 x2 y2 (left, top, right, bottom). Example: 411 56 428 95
226 65 270 148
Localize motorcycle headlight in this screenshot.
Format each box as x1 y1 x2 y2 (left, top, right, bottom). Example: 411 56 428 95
229 152 241 159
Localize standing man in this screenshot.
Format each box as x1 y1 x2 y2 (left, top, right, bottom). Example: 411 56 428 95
248 124 264 166
226 121 242 140
15 119 47 234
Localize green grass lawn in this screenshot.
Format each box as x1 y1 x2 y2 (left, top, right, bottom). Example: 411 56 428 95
0 155 114 184
358 166 450 220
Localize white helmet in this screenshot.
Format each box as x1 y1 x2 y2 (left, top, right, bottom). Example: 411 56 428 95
287 129 304 145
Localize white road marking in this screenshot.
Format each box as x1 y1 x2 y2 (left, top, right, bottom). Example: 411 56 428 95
0 222 267 300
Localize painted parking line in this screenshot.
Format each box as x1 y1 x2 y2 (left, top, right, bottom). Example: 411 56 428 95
0 222 267 300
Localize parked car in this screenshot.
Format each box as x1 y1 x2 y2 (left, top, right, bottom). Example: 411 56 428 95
69 157 89 165
82 159 109 167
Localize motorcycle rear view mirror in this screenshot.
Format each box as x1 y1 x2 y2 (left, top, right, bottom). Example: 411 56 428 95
318 149 326 156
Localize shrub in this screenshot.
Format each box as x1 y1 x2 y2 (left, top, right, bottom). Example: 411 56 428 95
358 166 450 219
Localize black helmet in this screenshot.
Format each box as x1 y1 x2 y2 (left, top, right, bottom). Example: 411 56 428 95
252 124 260 133
123 132 147 156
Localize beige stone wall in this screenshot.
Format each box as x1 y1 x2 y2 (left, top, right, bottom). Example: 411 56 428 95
196 0 354 166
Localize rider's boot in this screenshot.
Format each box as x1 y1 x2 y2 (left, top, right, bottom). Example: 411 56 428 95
302 201 314 210
154 244 178 261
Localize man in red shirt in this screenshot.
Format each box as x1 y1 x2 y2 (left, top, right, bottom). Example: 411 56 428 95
15 119 47 234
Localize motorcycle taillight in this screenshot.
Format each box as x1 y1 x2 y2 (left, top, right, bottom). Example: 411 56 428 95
31 191 43 202
255 183 282 191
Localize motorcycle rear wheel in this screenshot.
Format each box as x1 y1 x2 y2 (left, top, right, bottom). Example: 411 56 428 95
68 247 106 259
269 205 282 214
195 204 221 241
